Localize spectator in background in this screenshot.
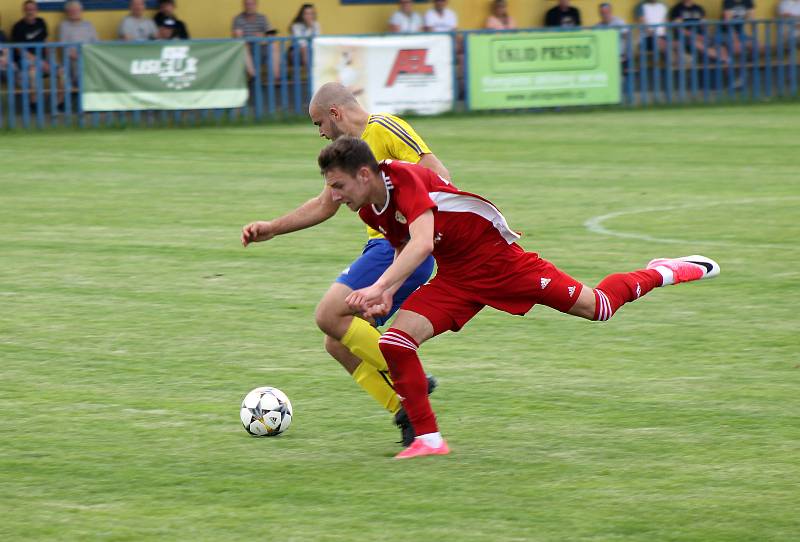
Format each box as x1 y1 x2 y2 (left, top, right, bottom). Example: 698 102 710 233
486 0 516 30
423 0 458 32
58 1 97 85
154 0 189 40
670 0 730 63
722 0 758 56
635 0 668 53
232 0 275 38
12 0 48 49
119 0 157 41
59 1 98 44
777 0 800 44
596 2 626 27
389 0 423 33
11 0 64 109
595 2 628 61
0 16 8 77
156 17 180 40
289 4 320 66
233 0 280 79
545 0 582 28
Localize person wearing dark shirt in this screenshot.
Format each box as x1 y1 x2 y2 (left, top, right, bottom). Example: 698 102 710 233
670 0 730 62
722 0 759 55
154 0 190 40
11 0 48 58
0 24 8 81
545 0 582 27
10 0 64 109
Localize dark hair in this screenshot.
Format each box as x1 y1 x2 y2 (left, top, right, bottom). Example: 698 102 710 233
158 0 175 5
292 3 315 25
318 137 379 177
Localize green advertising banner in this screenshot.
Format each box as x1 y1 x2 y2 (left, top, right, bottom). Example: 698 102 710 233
467 30 621 110
82 41 248 111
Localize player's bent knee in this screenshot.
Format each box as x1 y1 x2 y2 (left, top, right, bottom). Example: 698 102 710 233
314 303 335 336
315 283 354 336
323 335 338 356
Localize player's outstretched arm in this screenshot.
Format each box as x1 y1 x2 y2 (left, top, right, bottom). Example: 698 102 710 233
241 187 340 247
418 153 451 182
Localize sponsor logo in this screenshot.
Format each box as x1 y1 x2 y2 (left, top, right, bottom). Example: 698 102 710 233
635 282 641 299
386 49 434 86
130 45 198 90
540 277 551 289
395 211 407 224
690 259 714 274
567 285 576 297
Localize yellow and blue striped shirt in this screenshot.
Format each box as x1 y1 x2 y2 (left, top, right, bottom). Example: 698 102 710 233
360 114 432 239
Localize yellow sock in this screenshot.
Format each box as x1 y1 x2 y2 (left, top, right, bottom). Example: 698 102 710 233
341 317 388 372
342 318 401 414
352 361 401 414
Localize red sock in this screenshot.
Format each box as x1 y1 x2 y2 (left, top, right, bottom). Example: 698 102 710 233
594 269 663 321
378 328 438 435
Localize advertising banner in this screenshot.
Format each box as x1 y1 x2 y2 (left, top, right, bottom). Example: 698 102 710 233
467 30 621 110
82 41 248 111
312 35 453 115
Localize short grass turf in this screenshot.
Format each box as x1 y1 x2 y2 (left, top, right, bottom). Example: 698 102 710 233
1 103 799 541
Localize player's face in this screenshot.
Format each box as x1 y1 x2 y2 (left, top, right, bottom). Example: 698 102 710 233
310 105 344 140
324 167 368 211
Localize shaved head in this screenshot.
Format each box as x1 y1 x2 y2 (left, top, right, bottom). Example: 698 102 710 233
310 82 359 111
308 82 368 141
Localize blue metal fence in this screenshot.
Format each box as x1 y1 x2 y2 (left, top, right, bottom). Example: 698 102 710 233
0 20 797 130
615 19 798 106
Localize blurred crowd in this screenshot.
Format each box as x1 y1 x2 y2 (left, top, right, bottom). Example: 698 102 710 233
1 0 799 50
0 0 798 109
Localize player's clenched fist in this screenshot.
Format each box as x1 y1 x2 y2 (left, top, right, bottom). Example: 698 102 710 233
241 221 277 247
346 284 393 317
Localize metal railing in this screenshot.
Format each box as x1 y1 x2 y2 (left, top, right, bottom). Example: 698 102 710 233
0 20 797 130
613 19 799 105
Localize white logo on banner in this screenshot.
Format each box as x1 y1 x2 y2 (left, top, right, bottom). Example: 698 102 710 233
130 46 198 90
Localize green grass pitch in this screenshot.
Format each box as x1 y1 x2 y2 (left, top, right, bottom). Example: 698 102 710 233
1 103 799 541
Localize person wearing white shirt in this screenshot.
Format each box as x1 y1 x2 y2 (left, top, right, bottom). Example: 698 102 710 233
289 3 320 66
423 0 458 32
389 0 423 33
635 0 668 53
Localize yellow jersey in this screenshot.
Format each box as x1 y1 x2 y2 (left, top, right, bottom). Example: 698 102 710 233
360 113 432 239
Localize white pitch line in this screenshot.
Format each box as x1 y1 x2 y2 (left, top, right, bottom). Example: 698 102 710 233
584 197 800 250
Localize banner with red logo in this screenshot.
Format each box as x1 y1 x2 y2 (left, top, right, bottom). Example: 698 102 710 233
311 35 453 115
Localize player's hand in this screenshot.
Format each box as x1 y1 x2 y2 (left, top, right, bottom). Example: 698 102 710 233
241 221 276 247
346 285 392 316
362 302 390 319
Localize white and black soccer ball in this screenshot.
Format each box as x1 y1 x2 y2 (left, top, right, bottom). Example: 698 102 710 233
240 387 293 437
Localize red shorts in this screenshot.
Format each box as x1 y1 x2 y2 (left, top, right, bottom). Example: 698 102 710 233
401 245 584 336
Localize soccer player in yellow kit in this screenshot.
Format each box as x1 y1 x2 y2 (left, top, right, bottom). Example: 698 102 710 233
241 82 449 446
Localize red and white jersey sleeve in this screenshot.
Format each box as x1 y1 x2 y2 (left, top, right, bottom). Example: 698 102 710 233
359 160 522 272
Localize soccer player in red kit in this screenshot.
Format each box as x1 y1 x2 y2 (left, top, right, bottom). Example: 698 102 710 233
318 137 721 459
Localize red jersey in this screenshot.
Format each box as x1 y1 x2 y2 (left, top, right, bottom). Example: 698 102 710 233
359 160 523 280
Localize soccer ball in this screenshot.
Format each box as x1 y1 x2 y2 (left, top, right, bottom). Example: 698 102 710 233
240 386 293 437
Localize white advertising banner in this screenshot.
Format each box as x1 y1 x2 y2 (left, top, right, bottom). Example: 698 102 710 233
312 35 453 115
